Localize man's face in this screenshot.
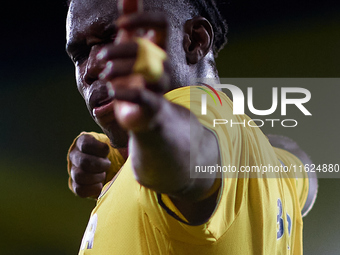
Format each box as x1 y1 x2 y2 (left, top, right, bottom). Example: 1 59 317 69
66 0 191 148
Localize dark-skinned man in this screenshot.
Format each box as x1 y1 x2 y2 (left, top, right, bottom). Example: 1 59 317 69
65 0 317 254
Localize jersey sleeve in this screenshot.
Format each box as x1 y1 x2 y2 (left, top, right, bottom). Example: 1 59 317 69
273 147 310 214
67 131 125 194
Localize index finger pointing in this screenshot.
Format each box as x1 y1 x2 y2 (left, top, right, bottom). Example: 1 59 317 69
118 0 142 15
117 12 168 31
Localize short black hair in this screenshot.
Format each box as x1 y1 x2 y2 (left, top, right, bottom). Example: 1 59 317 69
66 0 227 55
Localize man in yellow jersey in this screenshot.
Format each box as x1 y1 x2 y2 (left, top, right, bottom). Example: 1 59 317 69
65 0 318 254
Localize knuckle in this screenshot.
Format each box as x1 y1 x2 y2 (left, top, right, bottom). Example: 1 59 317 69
73 169 106 185
79 136 93 152
102 159 112 171
96 141 110 154
76 134 87 147
96 172 107 183
74 184 102 198
78 134 110 157
74 185 90 198
72 169 87 184
77 156 110 174
101 143 110 156
71 167 87 185
68 149 77 162
70 148 82 160
70 166 79 180
79 156 92 170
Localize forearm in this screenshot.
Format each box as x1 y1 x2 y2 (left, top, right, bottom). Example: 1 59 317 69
130 101 219 200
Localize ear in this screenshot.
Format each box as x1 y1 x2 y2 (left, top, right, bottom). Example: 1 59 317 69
183 17 214 64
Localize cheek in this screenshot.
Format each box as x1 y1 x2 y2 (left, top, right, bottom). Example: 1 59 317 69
167 29 190 87
75 66 91 108
75 66 87 97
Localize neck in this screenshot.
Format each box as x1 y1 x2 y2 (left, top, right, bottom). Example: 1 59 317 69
191 51 220 85
117 147 129 161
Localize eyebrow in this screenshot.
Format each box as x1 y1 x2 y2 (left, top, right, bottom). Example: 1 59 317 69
66 22 117 56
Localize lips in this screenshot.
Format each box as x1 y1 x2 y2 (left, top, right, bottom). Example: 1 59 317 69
89 87 115 123
93 99 114 119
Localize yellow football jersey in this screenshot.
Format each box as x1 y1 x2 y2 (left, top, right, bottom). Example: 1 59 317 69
77 86 309 255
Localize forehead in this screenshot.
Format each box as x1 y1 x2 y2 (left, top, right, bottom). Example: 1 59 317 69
67 0 117 40
69 0 118 23
67 0 188 37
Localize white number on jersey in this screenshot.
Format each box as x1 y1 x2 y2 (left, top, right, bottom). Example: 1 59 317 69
80 213 98 250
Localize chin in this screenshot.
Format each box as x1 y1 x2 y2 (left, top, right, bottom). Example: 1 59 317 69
102 124 129 149
90 108 129 148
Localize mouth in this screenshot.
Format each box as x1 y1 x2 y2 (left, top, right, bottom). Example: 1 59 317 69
92 97 114 119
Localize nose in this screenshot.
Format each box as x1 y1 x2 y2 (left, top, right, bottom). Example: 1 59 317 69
84 45 105 85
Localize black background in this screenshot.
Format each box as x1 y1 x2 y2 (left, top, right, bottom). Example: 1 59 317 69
0 1 339 254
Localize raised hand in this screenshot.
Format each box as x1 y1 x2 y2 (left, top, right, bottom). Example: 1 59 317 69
96 9 170 132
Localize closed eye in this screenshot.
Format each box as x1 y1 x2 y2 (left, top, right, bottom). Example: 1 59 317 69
72 47 90 65
66 40 88 65
66 23 117 65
